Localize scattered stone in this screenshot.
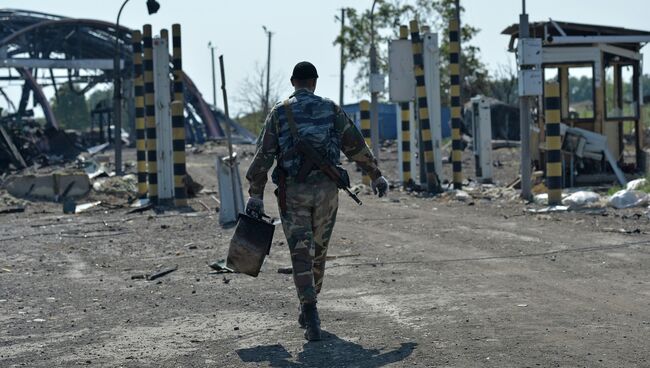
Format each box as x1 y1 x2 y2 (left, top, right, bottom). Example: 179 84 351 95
277 267 293 274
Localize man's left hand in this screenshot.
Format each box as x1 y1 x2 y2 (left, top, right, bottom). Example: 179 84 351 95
245 197 265 218
371 176 389 197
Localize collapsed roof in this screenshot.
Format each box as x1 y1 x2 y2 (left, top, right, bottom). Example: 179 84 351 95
0 8 254 143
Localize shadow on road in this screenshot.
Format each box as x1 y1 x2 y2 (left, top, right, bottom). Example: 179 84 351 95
236 330 417 367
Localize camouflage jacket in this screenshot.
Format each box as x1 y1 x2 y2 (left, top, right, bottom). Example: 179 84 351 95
246 88 382 198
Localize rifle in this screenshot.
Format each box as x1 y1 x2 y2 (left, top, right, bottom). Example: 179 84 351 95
294 139 362 206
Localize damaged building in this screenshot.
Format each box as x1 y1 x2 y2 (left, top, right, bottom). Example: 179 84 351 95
0 9 254 174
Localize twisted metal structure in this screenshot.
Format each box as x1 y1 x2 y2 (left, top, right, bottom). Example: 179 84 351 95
0 8 254 142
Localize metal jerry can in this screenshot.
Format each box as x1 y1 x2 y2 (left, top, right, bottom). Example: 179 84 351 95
226 214 275 277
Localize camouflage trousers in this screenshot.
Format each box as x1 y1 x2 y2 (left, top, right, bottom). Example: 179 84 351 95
279 172 338 304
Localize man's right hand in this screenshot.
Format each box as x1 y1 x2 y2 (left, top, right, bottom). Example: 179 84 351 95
245 197 265 218
371 176 389 197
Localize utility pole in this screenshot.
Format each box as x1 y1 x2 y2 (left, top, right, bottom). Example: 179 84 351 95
339 8 345 106
113 0 129 176
369 0 380 159
262 26 273 118
519 0 532 200
113 0 159 176
208 42 217 108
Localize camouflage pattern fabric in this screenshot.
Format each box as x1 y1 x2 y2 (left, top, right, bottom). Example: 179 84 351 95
274 94 340 177
280 171 338 303
245 88 382 304
246 88 382 198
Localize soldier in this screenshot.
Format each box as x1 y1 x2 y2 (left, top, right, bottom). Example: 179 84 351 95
245 61 388 341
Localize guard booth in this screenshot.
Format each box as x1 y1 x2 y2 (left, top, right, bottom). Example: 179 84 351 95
503 21 650 185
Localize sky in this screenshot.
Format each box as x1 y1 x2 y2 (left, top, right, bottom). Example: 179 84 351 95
1 0 649 116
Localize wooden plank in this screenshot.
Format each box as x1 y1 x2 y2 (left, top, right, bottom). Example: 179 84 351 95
0 125 27 168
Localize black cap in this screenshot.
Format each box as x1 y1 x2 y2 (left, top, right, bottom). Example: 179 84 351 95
291 61 318 80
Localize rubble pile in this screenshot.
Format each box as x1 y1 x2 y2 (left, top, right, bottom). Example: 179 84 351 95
0 118 82 174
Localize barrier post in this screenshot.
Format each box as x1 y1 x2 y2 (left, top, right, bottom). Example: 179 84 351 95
172 24 187 207
143 24 158 203
449 9 463 189
132 30 147 198
545 82 563 205
410 20 441 193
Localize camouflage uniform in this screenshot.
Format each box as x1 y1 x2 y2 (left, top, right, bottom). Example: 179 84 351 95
246 88 382 304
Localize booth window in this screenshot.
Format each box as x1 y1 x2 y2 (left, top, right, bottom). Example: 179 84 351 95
605 63 638 120
567 66 595 120
543 65 596 121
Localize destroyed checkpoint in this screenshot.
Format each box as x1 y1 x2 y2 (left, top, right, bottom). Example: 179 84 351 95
1 0 650 366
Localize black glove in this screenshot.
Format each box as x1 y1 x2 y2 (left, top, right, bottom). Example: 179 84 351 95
371 176 389 197
245 197 264 218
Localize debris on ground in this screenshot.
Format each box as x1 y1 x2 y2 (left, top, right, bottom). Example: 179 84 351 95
562 191 602 208
147 266 178 281
184 174 203 198
74 201 102 214
277 267 293 274
0 206 25 214
0 189 27 207
208 259 234 273
626 178 647 191
92 174 137 198
3 172 91 201
608 189 648 209
527 205 569 213
127 199 153 214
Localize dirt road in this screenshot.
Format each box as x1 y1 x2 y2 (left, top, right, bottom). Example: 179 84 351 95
1 147 649 367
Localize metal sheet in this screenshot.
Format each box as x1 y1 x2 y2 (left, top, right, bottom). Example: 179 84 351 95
153 37 174 201
422 32 443 180
388 39 415 102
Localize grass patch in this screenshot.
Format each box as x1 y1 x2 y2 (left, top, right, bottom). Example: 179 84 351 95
607 185 622 196
608 175 650 195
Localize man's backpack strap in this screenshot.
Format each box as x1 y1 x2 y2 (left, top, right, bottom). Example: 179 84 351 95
282 99 300 140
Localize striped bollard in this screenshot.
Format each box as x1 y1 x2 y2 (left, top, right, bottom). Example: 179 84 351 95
400 102 412 187
360 100 372 185
172 24 187 207
545 82 562 205
132 30 147 198
171 101 187 206
449 16 463 189
398 25 412 187
172 24 184 102
410 20 441 193
143 24 158 203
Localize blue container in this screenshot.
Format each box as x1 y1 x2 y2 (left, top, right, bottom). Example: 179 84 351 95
342 103 451 140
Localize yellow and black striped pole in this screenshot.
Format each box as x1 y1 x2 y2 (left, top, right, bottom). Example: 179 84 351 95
143 24 158 203
449 9 463 189
410 20 441 193
172 24 184 103
398 25 412 187
171 101 187 206
400 102 412 187
132 30 147 199
360 100 372 185
171 24 187 207
545 82 562 205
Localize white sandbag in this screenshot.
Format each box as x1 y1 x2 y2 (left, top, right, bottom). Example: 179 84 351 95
533 193 548 206
608 189 648 209
562 191 601 208
626 178 647 191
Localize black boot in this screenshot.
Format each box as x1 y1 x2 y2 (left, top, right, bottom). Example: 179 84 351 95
298 304 306 329
298 303 320 329
301 302 322 341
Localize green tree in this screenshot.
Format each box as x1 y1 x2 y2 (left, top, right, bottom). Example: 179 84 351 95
335 0 488 104
50 84 90 130
87 88 113 112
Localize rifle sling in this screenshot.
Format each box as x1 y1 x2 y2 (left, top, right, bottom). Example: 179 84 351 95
284 99 314 182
